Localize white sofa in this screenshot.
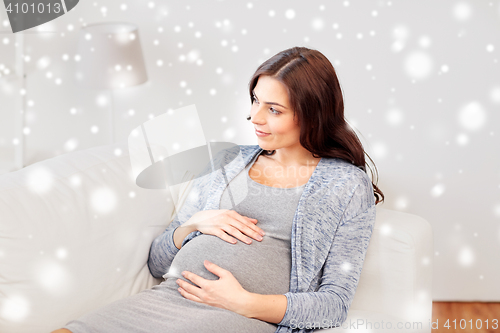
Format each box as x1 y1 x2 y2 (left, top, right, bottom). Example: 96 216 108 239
0 143 433 333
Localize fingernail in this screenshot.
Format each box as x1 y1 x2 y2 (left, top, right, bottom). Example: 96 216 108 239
181 271 186 276
257 235 263 241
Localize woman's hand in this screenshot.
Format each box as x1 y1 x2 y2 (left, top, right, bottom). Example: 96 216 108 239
184 209 265 245
176 260 252 316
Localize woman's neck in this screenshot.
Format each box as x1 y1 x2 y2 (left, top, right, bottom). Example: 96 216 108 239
264 147 321 168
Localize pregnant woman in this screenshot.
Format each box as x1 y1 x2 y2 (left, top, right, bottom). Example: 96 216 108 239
54 46 384 333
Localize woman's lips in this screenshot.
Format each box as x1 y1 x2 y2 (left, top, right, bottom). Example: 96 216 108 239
255 129 271 136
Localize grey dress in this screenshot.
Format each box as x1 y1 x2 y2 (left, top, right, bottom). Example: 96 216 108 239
63 150 305 333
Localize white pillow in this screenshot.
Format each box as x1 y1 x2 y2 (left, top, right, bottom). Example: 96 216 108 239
0 143 194 333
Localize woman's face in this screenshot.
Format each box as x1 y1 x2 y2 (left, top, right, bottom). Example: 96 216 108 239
250 75 301 151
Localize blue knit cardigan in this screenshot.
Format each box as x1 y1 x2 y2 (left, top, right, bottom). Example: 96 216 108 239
147 144 376 332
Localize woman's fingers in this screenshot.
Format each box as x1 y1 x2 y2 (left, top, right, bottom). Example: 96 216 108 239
194 210 265 245
230 215 265 241
215 229 238 244
246 217 262 229
229 211 265 236
221 224 253 244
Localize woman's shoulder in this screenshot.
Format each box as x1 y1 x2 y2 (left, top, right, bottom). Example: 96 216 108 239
207 144 258 162
203 144 260 174
316 158 374 199
216 144 260 163
312 158 375 221
238 144 262 156
319 157 369 181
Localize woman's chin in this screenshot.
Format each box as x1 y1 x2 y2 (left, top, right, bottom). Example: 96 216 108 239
257 142 273 150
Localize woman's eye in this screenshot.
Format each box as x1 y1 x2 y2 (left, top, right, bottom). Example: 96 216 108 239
252 95 279 114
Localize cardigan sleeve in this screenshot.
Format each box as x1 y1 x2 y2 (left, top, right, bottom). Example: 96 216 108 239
278 186 376 329
146 160 213 279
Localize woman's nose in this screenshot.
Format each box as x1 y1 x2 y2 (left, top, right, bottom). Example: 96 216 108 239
251 105 266 125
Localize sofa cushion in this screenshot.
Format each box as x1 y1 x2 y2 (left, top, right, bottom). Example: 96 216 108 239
0 143 194 333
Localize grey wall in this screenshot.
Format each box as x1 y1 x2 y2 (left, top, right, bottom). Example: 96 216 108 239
1 0 499 301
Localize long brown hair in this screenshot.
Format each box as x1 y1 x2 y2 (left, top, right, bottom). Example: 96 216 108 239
246 46 384 205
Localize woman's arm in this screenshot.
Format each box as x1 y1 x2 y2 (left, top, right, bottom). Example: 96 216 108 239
277 203 376 328
147 164 213 278
239 204 376 327
147 208 204 278
148 146 243 278
242 293 288 324
240 172 378 327
173 224 198 250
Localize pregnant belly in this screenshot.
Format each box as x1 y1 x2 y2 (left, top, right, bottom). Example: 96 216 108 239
163 234 291 295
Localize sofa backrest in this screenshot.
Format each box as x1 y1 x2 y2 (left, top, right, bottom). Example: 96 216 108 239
0 143 193 333
351 206 433 326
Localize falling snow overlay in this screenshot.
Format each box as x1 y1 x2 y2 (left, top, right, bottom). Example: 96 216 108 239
0 1 500 332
